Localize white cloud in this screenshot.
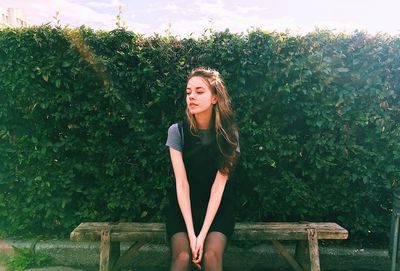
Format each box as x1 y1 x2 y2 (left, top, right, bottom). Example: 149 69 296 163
125 21 152 33
1 0 117 29
1 0 399 35
84 0 124 9
158 17 212 38
164 2 180 12
154 1 302 37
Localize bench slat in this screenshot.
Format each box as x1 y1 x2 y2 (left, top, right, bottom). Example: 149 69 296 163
70 222 348 242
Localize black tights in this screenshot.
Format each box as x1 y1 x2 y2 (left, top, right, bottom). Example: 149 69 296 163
170 231 228 271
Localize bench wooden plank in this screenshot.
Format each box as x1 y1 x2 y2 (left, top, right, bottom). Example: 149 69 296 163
307 228 320 271
112 241 145 271
72 222 346 233
70 222 348 242
272 240 304 271
294 240 308 269
100 229 120 271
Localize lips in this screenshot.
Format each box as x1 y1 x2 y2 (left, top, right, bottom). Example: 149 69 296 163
189 103 198 107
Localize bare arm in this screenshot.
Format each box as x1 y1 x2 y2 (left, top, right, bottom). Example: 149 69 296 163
169 147 196 239
198 170 228 238
191 170 228 266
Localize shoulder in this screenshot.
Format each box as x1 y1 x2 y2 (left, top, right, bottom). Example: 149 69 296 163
168 123 179 134
168 123 183 140
166 123 183 152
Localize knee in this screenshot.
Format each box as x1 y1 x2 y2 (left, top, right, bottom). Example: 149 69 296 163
172 251 190 268
203 250 222 269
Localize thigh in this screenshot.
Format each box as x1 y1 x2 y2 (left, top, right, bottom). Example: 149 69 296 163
170 232 191 256
204 231 228 256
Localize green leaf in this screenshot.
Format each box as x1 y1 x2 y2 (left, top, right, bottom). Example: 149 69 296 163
336 67 349 73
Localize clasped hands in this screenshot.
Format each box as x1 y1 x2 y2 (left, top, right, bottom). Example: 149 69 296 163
189 233 206 270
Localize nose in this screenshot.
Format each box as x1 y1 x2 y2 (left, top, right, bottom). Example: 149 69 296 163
187 92 196 99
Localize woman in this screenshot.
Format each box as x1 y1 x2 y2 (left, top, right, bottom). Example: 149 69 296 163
165 67 240 271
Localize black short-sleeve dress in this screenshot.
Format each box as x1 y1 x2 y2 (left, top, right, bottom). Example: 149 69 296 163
165 120 236 239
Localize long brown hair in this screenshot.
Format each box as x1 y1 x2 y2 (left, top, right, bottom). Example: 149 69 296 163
185 67 239 176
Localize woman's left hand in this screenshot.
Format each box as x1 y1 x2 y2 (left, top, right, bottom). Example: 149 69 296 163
192 233 206 269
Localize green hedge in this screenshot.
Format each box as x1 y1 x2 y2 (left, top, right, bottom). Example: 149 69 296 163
0 26 399 244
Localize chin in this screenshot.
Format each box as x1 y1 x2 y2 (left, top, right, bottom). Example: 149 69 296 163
188 108 199 114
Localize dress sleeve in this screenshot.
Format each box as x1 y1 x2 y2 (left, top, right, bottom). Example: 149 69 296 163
165 123 183 152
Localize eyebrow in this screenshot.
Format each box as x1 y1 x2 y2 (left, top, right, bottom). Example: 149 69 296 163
186 86 205 90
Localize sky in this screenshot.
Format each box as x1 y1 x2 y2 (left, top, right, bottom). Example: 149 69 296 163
2 0 400 37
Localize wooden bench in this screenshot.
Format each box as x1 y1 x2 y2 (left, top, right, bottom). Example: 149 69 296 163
70 222 348 271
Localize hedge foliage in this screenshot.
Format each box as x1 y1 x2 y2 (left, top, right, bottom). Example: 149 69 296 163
0 25 399 243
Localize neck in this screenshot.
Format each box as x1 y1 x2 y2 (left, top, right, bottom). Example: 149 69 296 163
194 108 213 129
